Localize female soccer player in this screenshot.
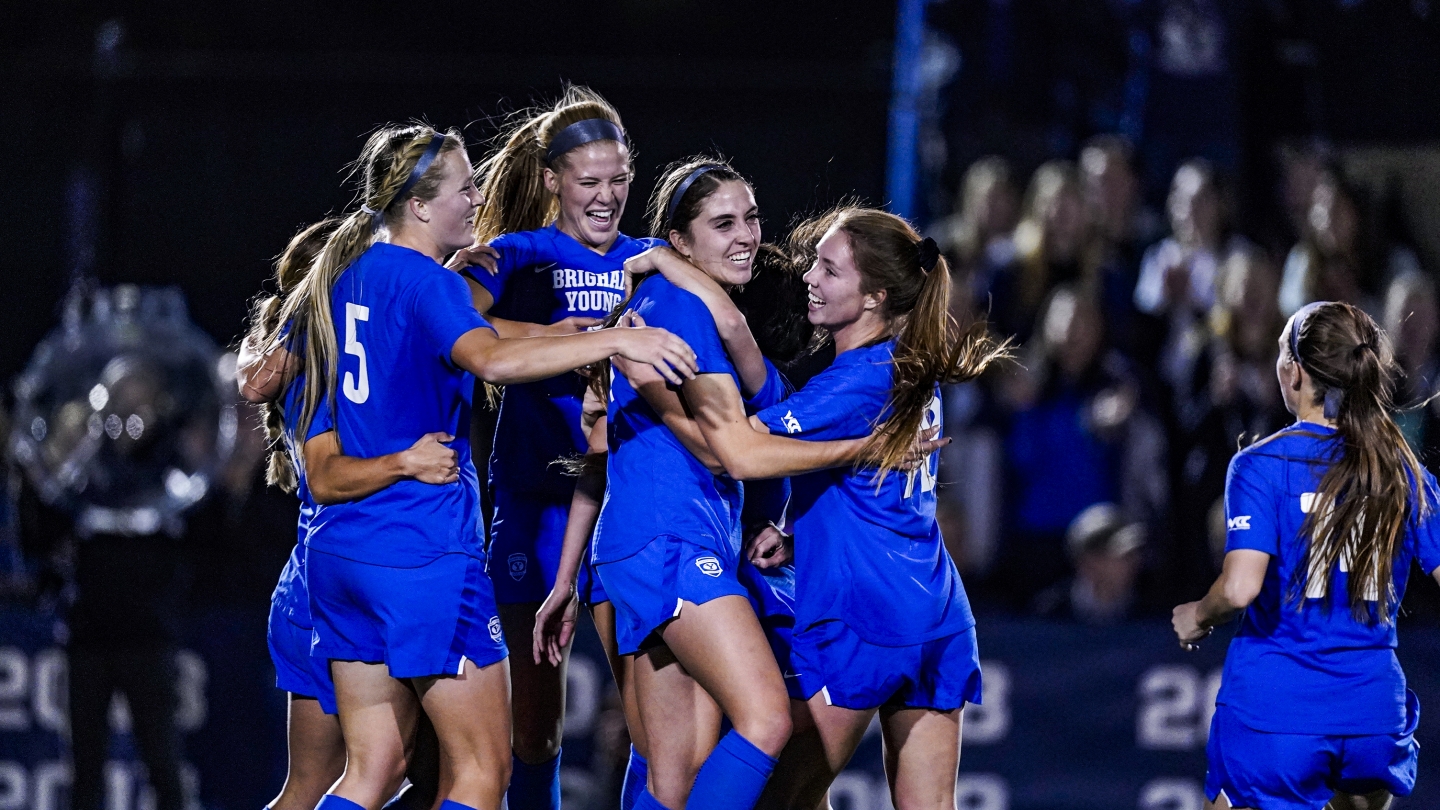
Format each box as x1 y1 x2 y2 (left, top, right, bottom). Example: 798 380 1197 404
272 123 697 810
1173 300 1440 810
533 159 811 810
240 219 464 810
446 86 664 810
620 206 1001 810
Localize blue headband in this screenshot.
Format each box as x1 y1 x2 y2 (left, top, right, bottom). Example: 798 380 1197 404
361 132 449 232
1289 301 1344 419
545 118 627 165
667 165 720 227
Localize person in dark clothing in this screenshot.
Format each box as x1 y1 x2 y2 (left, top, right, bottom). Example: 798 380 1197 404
1033 502 1146 624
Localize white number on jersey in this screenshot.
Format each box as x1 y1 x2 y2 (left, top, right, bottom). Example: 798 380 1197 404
903 394 943 498
343 302 371 404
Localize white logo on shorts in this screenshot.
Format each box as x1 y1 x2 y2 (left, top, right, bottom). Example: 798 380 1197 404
508 553 528 581
695 556 723 577
488 616 504 643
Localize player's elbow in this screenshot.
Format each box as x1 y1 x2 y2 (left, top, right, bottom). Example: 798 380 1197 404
1220 576 1262 611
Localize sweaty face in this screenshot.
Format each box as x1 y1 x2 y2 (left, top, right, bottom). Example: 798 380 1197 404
802 228 871 330
423 149 483 255
546 140 631 251
671 180 759 287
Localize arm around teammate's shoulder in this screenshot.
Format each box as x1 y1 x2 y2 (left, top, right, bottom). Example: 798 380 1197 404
449 323 697 386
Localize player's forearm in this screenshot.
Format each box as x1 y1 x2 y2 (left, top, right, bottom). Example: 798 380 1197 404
485 316 548 339
459 330 621 385
706 423 863 480
1195 577 1247 629
308 453 409 504
647 251 768 395
552 463 604 591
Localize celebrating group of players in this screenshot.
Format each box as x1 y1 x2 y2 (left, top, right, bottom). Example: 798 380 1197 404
239 85 1440 810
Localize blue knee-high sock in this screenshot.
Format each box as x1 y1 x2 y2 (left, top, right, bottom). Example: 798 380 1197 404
507 750 562 810
685 730 777 810
620 746 649 810
632 787 673 810
381 784 423 810
315 797 366 810
438 801 480 810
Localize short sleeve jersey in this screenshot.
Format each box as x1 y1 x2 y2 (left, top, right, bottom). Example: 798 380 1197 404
471 225 663 499
304 242 495 567
269 373 334 626
592 274 744 563
1217 422 1440 734
756 339 974 645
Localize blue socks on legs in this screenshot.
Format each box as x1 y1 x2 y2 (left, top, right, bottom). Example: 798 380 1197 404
438 801 480 810
685 731 777 810
620 745 649 810
633 787 672 810
315 797 366 810
506 750 562 810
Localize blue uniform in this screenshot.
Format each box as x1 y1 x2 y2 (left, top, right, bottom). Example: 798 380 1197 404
305 242 508 679
592 275 754 654
1207 422 1440 808
470 225 662 606
266 376 337 713
756 339 981 711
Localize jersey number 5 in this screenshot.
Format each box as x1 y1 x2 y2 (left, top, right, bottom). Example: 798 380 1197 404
343 302 370 404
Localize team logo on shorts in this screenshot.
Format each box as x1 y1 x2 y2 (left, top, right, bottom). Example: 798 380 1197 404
508 553 528 581
488 616 504 643
695 556 723 577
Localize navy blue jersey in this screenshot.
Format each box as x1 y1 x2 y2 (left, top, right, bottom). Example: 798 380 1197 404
475 225 663 498
1218 422 1440 734
304 242 494 567
270 374 333 626
756 339 974 646
593 275 744 563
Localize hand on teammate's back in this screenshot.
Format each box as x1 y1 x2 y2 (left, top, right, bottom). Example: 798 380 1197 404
400 432 460 484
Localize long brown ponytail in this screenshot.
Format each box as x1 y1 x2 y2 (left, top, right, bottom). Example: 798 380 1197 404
272 124 465 451
812 207 1011 480
241 218 342 492
1289 301 1428 623
473 85 628 243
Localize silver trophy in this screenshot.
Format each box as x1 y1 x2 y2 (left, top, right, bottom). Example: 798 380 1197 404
9 284 236 536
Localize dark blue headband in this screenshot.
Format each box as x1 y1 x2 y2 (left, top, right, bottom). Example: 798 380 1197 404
361 132 449 231
545 118 627 165
667 165 720 227
1289 301 1343 419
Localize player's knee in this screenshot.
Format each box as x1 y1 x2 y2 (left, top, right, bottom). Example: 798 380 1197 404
348 745 409 795
735 702 792 755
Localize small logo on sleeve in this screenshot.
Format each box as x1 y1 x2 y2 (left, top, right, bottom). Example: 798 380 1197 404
507 553 528 581
781 411 802 434
1227 516 1251 531
488 616 504 643
695 556 723 577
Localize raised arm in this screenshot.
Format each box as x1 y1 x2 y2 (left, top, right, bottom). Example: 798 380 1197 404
626 247 770 397
303 430 460 504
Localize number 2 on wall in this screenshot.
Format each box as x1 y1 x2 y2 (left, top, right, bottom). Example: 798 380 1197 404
343 302 370 404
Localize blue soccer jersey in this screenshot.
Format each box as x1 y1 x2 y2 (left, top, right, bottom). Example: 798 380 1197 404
472 225 663 499
1217 422 1440 735
756 339 974 646
304 242 495 567
592 274 745 563
269 374 334 627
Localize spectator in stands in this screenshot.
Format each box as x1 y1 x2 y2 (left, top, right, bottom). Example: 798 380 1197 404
933 155 1020 315
986 160 1087 341
1033 502 1146 624
1168 248 1289 595
991 285 1166 609
1134 159 1248 398
1080 134 1161 358
1278 171 1378 316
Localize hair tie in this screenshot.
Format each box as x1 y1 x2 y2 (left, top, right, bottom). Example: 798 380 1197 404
917 236 940 275
1323 387 1344 420
359 204 382 233
667 165 719 228
1353 341 1376 357
545 118 627 165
